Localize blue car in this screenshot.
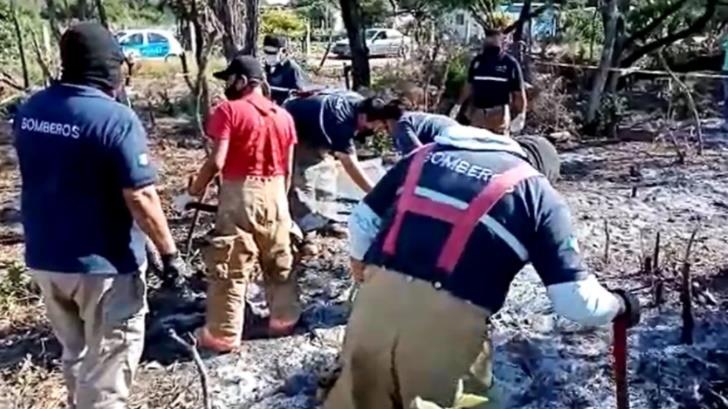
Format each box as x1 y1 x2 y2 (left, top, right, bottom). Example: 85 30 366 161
116 29 184 60
501 3 559 40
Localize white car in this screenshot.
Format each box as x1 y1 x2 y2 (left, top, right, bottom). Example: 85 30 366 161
115 29 184 60
332 28 412 58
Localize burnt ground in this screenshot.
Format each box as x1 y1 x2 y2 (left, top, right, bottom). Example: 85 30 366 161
1 107 728 408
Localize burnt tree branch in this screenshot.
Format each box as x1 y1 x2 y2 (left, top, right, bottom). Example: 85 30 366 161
169 329 212 409
658 49 704 155
680 227 699 345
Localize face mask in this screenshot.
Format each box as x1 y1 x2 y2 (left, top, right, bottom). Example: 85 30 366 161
483 44 501 54
264 53 282 66
224 85 245 100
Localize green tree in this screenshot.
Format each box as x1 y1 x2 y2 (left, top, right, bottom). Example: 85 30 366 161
262 8 307 39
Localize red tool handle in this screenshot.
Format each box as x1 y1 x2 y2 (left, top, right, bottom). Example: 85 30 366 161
613 318 629 409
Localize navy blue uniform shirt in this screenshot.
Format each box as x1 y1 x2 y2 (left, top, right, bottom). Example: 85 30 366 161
283 90 363 154
392 112 457 155
361 143 585 313
13 83 156 274
265 59 309 105
468 48 523 109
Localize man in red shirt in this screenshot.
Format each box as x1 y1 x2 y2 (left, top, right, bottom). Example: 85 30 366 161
185 55 300 352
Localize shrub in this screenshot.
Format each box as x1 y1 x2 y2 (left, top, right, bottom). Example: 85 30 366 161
261 8 307 40
526 73 578 135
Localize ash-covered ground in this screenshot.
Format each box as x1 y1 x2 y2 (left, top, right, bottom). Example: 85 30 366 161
2 123 728 409
134 128 728 409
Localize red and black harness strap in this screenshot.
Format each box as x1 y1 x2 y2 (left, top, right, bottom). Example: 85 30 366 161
383 144 540 274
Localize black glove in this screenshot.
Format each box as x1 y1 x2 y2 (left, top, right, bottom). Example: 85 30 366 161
612 289 641 328
160 251 187 288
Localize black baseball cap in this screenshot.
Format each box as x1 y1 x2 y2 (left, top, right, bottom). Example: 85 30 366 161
263 35 286 49
213 55 265 81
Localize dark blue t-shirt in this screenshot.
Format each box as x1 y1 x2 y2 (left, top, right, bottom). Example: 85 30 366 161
265 59 309 105
392 112 457 155
283 89 363 154
13 83 157 274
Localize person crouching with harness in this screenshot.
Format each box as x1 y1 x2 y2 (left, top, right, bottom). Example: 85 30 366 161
324 110 640 408
185 56 301 352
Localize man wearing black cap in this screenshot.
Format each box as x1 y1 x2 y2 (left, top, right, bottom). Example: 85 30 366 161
262 34 310 105
179 55 300 352
13 22 185 409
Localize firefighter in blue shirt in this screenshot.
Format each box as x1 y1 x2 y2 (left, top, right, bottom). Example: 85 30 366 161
360 99 458 155
263 34 310 105
13 23 185 409
283 91 384 251
323 108 640 409
455 26 527 133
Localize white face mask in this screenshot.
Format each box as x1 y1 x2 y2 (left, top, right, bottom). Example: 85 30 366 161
264 52 282 66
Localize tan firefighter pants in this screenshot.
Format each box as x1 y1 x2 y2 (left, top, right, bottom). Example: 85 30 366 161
31 269 147 409
202 176 300 344
324 266 502 409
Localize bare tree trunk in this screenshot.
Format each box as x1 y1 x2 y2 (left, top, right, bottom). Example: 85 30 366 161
242 0 260 56
10 0 30 90
210 0 244 60
77 0 89 19
512 0 532 81
586 0 619 125
606 0 630 94
94 0 109 29
45 0 63 40
339 0 370 89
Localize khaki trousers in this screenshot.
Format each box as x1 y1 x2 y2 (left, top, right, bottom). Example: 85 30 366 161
466 105 511 133
288 143 339 233
324 267 501 409
202 176 300 343
31 270 147 409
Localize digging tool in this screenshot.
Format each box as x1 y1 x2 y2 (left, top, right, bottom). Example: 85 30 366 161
612 317 629 409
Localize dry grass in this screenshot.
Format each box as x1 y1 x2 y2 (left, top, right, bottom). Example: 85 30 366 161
0 357 66 409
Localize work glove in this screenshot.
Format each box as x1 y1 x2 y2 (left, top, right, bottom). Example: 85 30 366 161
612 289 641 328
160 251 187 288
510 113 526 134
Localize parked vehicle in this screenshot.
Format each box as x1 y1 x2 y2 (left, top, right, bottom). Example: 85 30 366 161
332 28 412 59
116 29 184 60
501 3 559 40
